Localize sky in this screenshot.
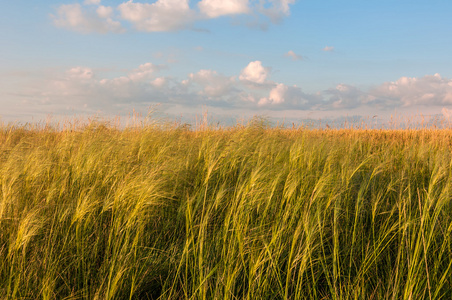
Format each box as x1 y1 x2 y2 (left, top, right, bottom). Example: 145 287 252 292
2 0 452 125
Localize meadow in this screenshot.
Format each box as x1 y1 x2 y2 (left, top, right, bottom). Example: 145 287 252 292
1 117 452 299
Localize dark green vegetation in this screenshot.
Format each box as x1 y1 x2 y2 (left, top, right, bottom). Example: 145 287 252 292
1 120 452 299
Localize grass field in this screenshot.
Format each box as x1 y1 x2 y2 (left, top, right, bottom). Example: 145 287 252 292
1 117 452 299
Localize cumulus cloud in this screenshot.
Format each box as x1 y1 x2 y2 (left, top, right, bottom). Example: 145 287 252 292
53 0 296 33
256 84 318 109
96 5 114 18
39 63 170 111
198 0 249 18
372 73 452 107
118 0 196 32
84 0 101 5
34 63 238 114
128 63 161 81
17 53 452 121
240 72 452 111
322 84 369 109
187 69 236 98
275 0 295 15
284 50 303 61
52 3 124 33
237 60 318 109
268 83 288 104
66 67 95 80
310 73 452 111
259 83 287 105
151 77 167 88
239 61 270 84
31 61 286 115
257 0 296 23
323 46 334 52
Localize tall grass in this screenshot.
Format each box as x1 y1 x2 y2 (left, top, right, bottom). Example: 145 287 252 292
0 118 452 299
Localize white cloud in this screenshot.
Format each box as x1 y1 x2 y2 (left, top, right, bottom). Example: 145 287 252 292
276 0 295 15
323 46 334 52
128 63 160 81
96 5 113 18
52 4 124 33
151 77 167 88
67 67 95 80
259 83 287 105
198 0 249 18
41 64 166 110
16 53 452 122
312 74 452 110
372 73 452 106
239 61 270 84
257 83 317 108
269 83 288 104
322 84 367 109
284 50 303 61
84 0 101 5
188 69 236 97
53 0 296 33
258 0 296 23
117 0 196 32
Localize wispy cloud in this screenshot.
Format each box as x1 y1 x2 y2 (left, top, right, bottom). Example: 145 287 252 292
284 50 303 61
258 0 296 23
323 46 334 52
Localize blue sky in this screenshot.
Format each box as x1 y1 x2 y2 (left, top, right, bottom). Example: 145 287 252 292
2 0 452 124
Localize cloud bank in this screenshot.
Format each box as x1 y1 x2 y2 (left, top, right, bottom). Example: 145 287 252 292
52 0 297 33
12 59 452 120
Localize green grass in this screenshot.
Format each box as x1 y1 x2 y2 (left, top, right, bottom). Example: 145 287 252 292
1 118 452 299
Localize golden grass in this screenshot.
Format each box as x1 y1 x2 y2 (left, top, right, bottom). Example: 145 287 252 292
0 116 451 299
